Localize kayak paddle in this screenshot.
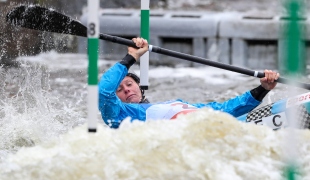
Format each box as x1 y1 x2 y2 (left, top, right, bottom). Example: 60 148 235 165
6 5 310 90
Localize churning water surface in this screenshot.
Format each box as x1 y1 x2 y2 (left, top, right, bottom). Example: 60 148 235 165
0 52 310 180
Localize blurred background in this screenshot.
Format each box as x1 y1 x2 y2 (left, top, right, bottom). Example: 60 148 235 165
2 0 309 72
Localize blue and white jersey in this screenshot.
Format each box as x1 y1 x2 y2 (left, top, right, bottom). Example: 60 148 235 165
145 101 198 120
99 62 261 128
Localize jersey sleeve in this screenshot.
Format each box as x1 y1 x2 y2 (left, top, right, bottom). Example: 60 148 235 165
98 62 146 128
191 91 261 117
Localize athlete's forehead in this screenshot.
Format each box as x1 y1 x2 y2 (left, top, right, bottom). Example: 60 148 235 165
119 76 137 88
122 76 135 83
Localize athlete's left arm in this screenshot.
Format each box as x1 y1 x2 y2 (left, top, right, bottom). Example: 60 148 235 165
191 90 263 117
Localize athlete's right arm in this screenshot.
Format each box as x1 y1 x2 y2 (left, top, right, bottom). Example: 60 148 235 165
98 56 147 128
98 37 149 128
98 62 129 128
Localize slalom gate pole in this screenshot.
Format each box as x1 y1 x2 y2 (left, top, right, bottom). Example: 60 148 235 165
283 0 304 179
140 0 150 90
87 0 99 133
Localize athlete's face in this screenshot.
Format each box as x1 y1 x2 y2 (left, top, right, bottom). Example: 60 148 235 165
116 76 142 103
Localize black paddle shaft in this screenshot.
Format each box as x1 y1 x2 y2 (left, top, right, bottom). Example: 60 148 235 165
6 5 310 90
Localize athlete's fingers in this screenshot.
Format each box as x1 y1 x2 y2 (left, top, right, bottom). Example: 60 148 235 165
132 38 137 44
265 70 279 83
264 69 270 83
275 72 280 80
138 38 144 47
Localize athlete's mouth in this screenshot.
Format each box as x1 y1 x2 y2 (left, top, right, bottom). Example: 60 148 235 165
126 94 135 101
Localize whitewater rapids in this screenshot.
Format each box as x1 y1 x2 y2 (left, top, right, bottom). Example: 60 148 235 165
0 52 309 180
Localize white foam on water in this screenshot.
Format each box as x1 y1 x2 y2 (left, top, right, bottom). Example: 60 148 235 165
137 66 248 85
0 109 310 180
19 51 248 85
0 58 86 161
1 52 310 179
16 51 113 71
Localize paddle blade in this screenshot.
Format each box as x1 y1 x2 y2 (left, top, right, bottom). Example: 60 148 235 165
6 5 87 37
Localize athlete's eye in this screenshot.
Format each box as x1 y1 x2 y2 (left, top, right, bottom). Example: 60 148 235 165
127 82 132 86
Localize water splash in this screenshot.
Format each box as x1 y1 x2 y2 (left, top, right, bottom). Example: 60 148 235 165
1 52 310 179
0 109 309 180
0 60 86 162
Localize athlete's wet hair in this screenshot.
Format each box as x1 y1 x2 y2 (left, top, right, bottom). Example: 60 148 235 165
126 73 140 83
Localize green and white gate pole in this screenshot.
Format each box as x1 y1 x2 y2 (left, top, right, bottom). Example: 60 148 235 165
87 0 99 133
283 0 304 179
140 0 150 90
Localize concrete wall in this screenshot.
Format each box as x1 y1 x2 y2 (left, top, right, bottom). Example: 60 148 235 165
78 9 310 70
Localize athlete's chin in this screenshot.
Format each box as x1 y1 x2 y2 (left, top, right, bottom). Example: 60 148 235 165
126 96 140 103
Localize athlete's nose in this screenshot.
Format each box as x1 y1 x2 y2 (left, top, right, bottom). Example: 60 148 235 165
123 86 130 94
